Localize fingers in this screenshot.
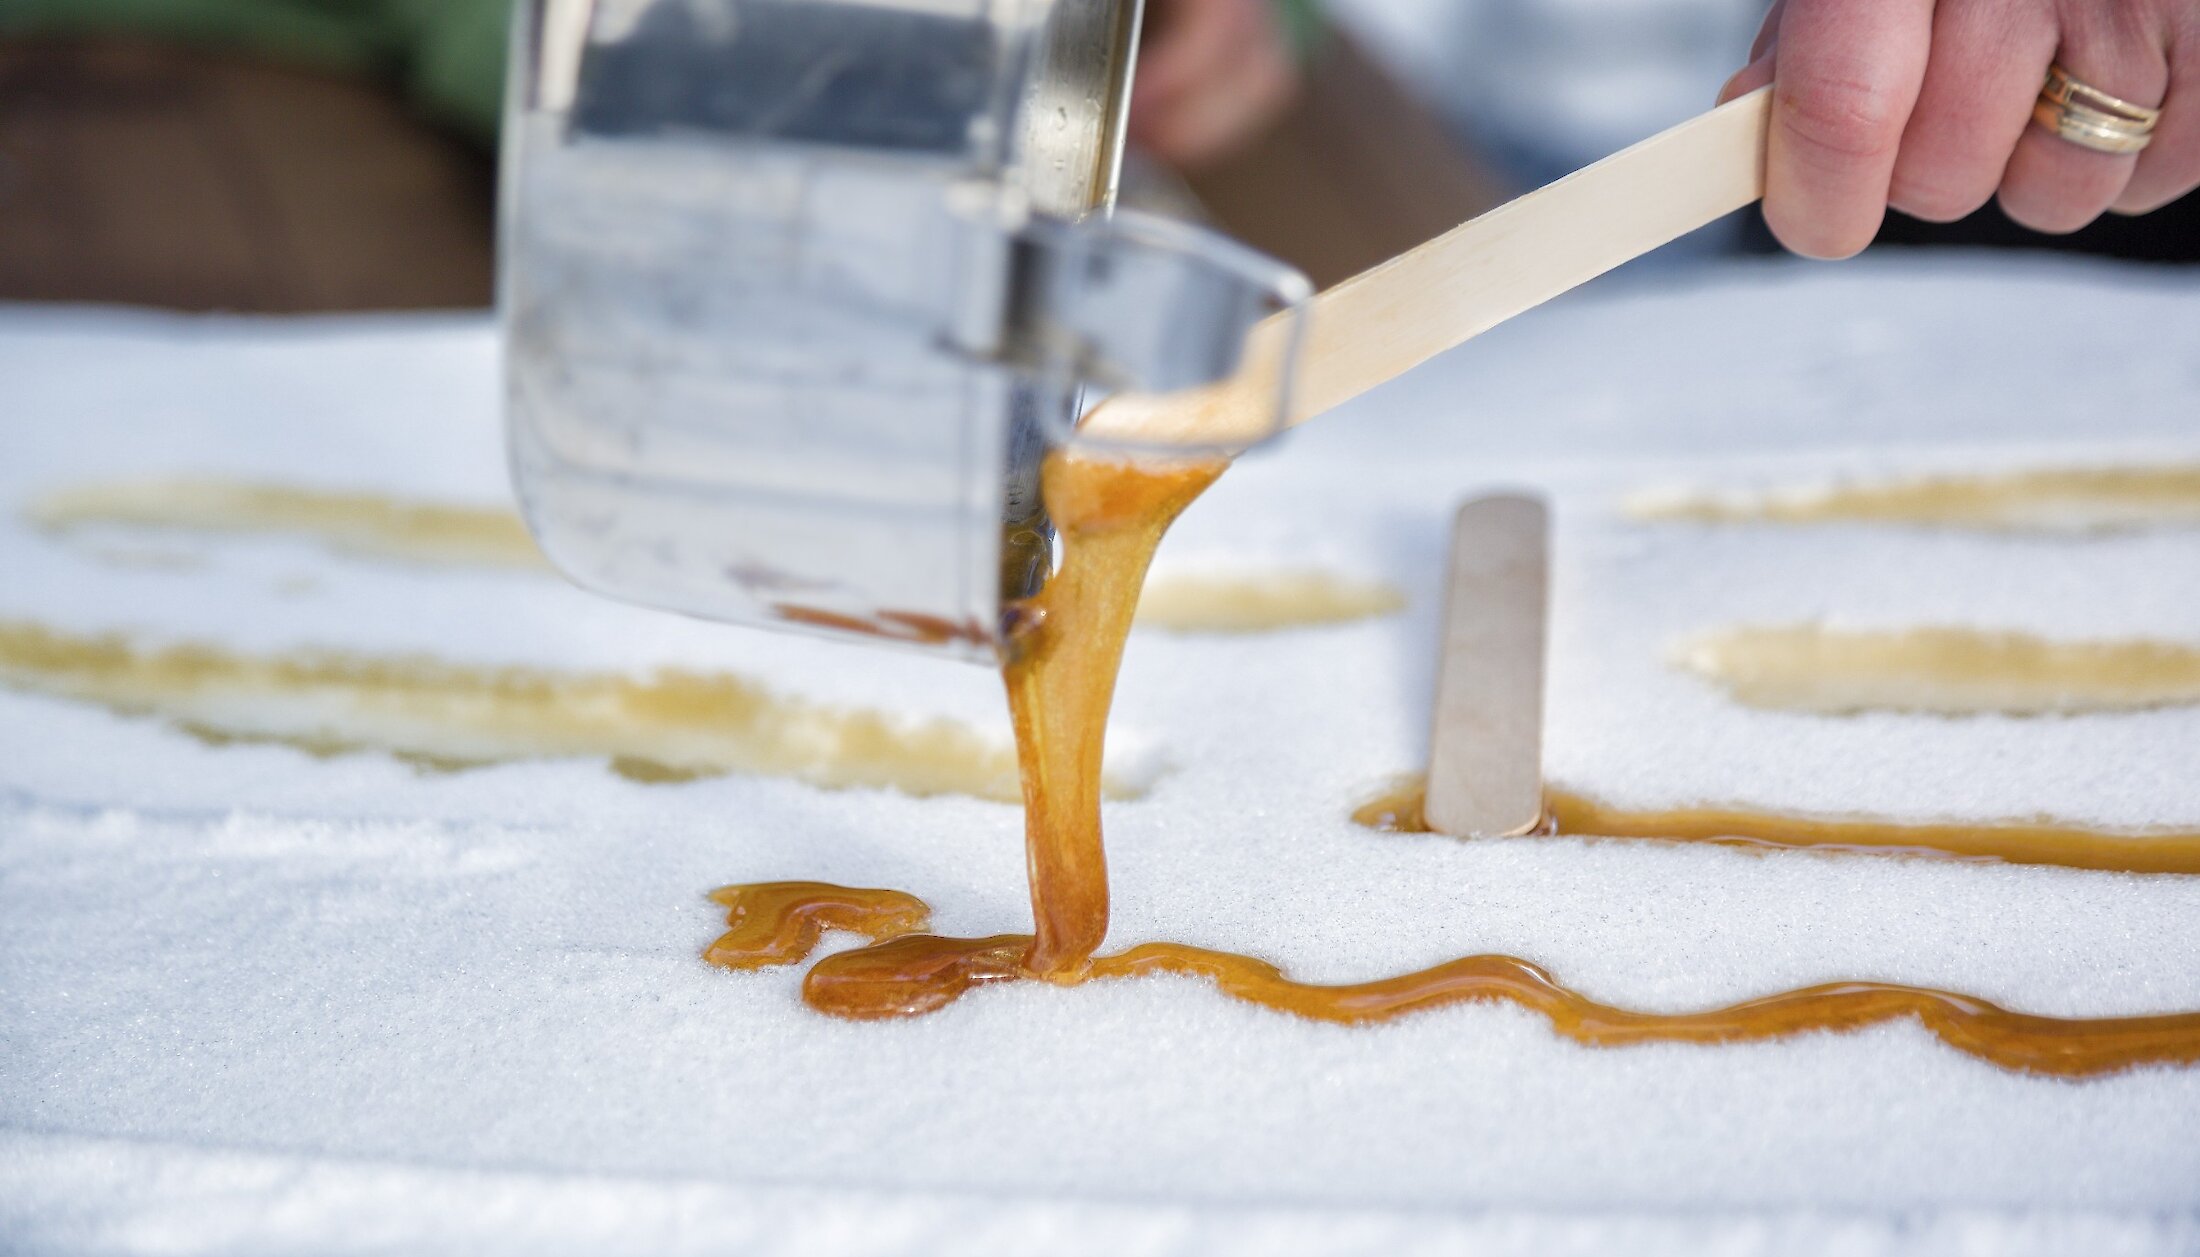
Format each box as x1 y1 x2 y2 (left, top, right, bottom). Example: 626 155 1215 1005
1736 0 2193 251
1750 0 1787 62
1128 0 1298 168
1720 0 1781 105
1130 0 1239 128
2116 14 2200 213
1887 0 2058 221
2116 90 2200 212
1143 32 1296 167
1997 10 2169 233
1761 0 1937 258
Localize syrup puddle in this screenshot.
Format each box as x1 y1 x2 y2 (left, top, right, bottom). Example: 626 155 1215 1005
1135 569 1405 632
703 451 2200 1076
1351 776 2200 875
1674 625 2200 715
705 880 2200 1078
1626 464 2200 533
29 468 2194 1070
28 478 1404 631
26 479 549 569
0 619 1169 801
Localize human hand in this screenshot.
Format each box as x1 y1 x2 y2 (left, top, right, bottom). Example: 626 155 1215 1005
1721 0 2198 257
1128 0 1303 169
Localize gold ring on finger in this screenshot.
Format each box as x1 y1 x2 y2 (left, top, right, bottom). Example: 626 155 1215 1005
2033 62 2161 155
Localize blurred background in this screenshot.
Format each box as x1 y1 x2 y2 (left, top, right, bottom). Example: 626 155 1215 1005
0 0 2192 316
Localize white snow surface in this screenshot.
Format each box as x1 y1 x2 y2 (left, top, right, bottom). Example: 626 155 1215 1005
3 256 2199 1255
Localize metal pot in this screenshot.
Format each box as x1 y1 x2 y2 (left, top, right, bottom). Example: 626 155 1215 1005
502 0 1308 660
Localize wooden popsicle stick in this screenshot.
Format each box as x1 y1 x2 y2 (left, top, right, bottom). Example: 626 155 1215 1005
1423 494 1550 839
1083 87 1772 448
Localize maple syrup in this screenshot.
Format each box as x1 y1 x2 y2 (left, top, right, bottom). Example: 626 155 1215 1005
30 478 1402 632
702 451 2200 1076
1627 464 2200 532
0 619 1062 801
1000 453 1226 974
1675 625 2200 715
28 479 546 568
1135 569 1405 632
22 469 2197 1074
705 878 2200 1077
1353 777 2200 875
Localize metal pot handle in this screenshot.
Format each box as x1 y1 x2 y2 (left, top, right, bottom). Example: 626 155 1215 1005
981 207 1313 456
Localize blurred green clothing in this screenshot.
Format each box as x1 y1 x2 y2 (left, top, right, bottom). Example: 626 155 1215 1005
0 0 511 142
1275 0 1322 61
